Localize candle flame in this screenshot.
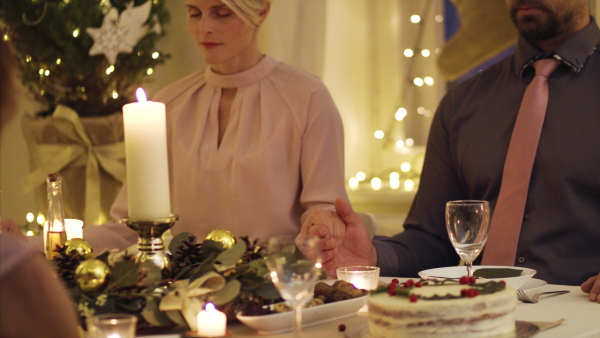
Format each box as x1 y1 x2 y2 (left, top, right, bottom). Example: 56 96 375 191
136 87 147 102
205 303 216 311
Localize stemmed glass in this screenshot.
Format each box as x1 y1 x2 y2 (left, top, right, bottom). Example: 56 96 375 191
445 200 491 278
266 235 322 338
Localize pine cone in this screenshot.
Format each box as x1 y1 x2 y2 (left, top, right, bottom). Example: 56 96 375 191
53 244 84 287
239 236 264 263
169 234 203 278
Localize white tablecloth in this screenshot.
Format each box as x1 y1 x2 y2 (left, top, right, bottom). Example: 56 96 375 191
138 280 600 338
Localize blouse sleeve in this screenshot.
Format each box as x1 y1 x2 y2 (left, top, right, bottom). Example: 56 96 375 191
298 82 350 223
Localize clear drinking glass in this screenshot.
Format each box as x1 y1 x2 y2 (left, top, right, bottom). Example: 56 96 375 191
266 235 322 338
445 200 491 278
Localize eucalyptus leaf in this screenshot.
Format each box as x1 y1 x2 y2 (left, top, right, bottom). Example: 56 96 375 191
142 295 175 327
139 261 164 286
169 232 195 255
211 279 242 306
112 261 138 287
214 242 247 272
474 268 523 278
252 282 281 300
202 239 225 256
189 257 217 282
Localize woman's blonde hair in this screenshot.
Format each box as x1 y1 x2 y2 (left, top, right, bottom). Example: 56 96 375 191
219 0 272 28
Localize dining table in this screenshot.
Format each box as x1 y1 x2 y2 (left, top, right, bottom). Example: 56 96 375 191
137 277 600 338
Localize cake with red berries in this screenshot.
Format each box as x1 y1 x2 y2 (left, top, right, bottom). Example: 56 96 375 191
367 277 517 337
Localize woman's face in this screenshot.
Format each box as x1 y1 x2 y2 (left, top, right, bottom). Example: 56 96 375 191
185 0 263 74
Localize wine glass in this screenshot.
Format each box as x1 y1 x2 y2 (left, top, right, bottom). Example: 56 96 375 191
445 200 491 278
266 235 322 338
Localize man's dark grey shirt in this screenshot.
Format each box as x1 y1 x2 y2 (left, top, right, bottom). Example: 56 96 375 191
374 17 600 285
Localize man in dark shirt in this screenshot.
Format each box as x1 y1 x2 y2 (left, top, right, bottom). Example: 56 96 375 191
299 0 600 303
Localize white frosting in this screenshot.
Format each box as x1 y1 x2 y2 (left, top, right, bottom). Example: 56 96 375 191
368 283 517 337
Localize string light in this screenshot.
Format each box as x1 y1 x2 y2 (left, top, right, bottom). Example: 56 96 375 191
424 76 435 86
374 130 385 139
56 58 61 65
421 49 431 57
410 15 421 23
404 179 416 191
37 214 46 225
435 15 444 22
146 68 154 75
348 177 359 189
405 138 415 146
400 162 412 172
356 172 367 181
26 56 31 62
371 177 382 191
413 77 424 86
404 49 414 57
106 65 115 75
2 34 8 41
72 28 80 38
395 108 407 121
112 90 118 99
152 52 160 59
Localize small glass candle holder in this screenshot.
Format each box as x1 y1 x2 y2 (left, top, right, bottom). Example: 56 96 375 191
86 313 137 338
336 266 380 290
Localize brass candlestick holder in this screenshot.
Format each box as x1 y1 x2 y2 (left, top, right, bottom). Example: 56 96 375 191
120 214 178 278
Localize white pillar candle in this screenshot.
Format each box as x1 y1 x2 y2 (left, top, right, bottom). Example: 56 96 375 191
122 88 171 219
197 303 226 337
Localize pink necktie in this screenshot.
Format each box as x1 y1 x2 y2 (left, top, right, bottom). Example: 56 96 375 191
481 58 561 266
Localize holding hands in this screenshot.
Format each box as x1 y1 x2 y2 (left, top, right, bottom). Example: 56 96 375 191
296 198 377 277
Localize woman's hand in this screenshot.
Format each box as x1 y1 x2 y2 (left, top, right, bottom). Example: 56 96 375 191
297 198 377 277
581 273 600 303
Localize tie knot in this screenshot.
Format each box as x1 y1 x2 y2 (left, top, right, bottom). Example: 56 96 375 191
533 58 561 77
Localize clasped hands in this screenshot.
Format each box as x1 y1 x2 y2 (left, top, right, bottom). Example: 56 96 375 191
296 198 376 277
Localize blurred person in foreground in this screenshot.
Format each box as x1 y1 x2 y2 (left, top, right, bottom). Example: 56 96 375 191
0 39 81 338
298 0 600 303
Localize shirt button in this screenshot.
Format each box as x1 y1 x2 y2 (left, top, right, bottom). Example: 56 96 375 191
523 213 528 220
518 256 525 263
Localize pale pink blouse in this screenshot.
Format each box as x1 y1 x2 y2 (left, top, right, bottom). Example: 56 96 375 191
110 56 348 243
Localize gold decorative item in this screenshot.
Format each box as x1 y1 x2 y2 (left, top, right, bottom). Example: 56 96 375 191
205 229 237 250
120 214 179 278
75 259 111 293
65 238 94 260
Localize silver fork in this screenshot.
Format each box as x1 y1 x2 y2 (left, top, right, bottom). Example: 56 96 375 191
516 289 570 303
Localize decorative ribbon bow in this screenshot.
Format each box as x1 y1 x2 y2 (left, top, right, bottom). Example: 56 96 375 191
23 105 126 225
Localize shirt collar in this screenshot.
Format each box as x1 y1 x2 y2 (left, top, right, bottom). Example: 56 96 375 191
514 16 600 78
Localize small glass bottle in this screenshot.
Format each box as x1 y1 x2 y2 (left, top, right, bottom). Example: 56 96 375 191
45 173 67 259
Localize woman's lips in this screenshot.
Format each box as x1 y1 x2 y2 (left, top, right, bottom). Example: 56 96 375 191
201 42 220 49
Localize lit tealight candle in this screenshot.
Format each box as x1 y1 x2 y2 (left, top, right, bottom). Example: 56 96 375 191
122 88 171 219
336 266 381 290
197 303 226 337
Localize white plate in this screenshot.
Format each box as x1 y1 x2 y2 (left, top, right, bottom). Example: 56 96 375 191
236 295 367 334
418 265 536 290
519 278 547 291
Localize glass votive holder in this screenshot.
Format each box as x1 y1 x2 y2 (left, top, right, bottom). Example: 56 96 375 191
336 266 380 290
86 313 137 338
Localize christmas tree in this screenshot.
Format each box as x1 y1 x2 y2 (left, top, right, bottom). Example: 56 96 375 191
0 0 169 117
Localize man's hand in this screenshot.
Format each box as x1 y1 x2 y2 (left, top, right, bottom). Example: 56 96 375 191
581 273 600 303
297 198 377 277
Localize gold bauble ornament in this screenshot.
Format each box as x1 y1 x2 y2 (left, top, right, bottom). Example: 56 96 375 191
74 259 111 293
65 238 94 260
205 229 236 249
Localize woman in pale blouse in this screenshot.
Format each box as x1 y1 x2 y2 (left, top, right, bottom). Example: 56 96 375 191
96 0 349 248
